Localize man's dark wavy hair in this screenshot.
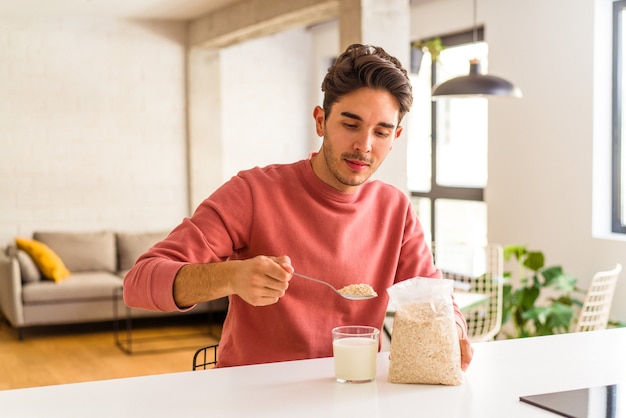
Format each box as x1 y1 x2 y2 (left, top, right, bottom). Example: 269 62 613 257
321 44 413 123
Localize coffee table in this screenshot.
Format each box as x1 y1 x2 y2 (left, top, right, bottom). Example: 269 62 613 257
112 287 222 354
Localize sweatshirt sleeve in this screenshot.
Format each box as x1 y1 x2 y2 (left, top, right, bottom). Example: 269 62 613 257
452 295 468 339
123 174 254 312
122 218 212 312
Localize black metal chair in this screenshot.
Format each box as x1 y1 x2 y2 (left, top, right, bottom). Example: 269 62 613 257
192 344 219 370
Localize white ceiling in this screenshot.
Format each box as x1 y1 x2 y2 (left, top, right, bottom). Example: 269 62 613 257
0 0 438 21
0 0 241 20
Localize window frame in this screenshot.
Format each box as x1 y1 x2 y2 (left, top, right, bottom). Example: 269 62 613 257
410 28 485 242
612 0 626 233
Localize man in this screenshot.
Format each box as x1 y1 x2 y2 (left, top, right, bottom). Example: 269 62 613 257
124 44 473 370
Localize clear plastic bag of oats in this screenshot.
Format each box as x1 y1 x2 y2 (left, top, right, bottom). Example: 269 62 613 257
386 277 463 385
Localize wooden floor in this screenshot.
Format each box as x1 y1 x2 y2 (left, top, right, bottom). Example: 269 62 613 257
0 314 222 391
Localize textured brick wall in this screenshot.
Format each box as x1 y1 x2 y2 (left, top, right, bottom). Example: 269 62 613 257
0 17 189 244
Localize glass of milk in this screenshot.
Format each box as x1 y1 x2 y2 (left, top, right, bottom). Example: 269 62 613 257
332 325 380 383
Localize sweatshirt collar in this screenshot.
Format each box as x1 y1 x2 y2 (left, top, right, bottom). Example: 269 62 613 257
298 154 364 204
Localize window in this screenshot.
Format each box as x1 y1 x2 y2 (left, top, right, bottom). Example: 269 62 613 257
613 0 626 233
408 29 487 245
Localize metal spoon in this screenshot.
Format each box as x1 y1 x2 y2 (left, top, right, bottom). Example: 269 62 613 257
292 272 377 300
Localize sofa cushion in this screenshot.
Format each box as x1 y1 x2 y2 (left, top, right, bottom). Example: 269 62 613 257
117 231 168 272
16 249 42 283
15 237 71 283
22 271 123 303
34 231 116 273
5 244 17 258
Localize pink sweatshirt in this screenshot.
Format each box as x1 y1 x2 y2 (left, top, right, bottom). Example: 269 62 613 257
124 158 467 367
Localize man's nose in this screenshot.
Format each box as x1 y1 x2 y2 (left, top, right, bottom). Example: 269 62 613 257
353 131 373 153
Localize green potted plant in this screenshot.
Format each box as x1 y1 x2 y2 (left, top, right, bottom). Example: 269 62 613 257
500 245 583 338
411 37 444 74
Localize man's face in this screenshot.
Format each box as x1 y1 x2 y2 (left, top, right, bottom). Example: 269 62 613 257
312 87 403 193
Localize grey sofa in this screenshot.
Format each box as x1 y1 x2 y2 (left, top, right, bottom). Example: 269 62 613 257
0 230 226 339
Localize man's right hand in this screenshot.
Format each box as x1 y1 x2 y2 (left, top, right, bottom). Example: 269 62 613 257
227 255 293 306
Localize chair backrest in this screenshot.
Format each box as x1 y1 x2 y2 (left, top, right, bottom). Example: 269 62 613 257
575 264 622 333
192 344 219 371
431 242 504 343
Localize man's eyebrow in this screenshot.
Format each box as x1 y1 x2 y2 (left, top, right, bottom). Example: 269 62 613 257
341 111 363 121
340 111 396 129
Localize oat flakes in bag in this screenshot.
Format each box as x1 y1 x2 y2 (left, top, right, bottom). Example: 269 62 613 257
387 277 463 385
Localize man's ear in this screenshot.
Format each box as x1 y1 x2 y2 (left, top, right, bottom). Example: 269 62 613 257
395 125 403 140
313 106 325 136
388 125 403 151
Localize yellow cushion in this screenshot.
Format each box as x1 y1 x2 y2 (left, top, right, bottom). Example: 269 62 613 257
15 237 71 283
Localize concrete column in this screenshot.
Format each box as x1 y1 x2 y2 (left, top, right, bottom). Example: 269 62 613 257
338 0 411 192
187 47 224 213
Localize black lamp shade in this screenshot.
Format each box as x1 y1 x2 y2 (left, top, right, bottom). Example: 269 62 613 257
432 60 522 98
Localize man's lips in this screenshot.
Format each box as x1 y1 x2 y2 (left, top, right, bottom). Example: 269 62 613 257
345 159 369 171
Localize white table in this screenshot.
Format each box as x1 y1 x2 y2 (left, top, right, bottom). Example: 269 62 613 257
2 328 625 417
453 291 490 311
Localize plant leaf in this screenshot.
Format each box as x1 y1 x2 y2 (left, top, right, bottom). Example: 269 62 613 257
544 271 578 293
541 265 564 281
503 245 526 262
522 251 544 271
523 303 575 335
545 303 575 333
520 286 540 310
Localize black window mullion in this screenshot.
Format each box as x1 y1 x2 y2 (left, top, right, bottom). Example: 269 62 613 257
412 186 484 202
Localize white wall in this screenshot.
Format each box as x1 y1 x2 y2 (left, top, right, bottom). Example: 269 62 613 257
219 27 314 180
186 27 316 211
0 17 189 241
412 0 626 322
308 21 340 152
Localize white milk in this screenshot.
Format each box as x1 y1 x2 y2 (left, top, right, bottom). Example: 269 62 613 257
333 337 377 382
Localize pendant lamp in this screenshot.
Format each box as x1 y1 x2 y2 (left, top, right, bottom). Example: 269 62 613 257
432 0 522 99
